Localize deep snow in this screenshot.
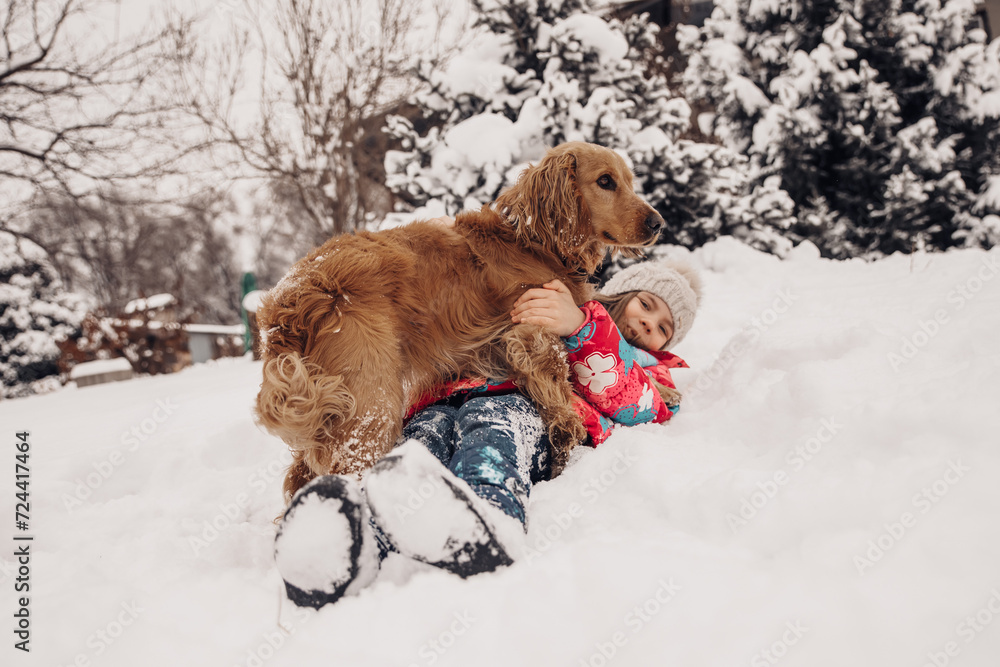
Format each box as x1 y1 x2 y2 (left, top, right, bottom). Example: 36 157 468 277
3 238 1000 667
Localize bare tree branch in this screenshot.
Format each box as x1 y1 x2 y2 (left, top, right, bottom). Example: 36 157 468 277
0 0 210 221
171 0 459 239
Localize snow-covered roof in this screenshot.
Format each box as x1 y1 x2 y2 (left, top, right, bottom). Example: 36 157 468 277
69 357 133 379
99 317 246 334
185 323 245 335
124 293 177 314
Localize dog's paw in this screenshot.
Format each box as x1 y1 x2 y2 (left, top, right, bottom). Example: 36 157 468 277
552 414 586 446
654 382 682 407
663 387 682 407
547 413 587 477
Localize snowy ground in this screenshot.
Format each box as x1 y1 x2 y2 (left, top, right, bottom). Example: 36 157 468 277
3 237 1000 667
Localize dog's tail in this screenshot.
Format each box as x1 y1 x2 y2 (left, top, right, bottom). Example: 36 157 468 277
257 353 356 448
255 254 409 501
254 278 359 500
256 353 357 496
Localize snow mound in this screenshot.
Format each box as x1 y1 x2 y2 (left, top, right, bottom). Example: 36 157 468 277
3 241 999 666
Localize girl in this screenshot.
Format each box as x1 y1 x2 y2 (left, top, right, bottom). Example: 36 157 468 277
273 258 702 609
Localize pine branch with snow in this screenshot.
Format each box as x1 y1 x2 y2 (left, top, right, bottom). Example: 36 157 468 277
679 0 1000 258
383 0 739 244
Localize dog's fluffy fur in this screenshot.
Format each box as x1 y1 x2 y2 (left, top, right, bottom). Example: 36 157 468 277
256 142 664 502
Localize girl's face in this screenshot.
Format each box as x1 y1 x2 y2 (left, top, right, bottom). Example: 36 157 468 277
622 292 674 351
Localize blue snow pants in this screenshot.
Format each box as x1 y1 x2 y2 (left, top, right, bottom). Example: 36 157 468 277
401 393 552 526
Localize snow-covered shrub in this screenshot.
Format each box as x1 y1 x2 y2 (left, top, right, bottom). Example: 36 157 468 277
679 0 1000 258
0 232 87 398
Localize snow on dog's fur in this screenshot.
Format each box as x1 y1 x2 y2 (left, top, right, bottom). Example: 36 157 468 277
255 142 665 503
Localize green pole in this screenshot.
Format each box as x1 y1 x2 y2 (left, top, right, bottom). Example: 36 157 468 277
240 272 257 353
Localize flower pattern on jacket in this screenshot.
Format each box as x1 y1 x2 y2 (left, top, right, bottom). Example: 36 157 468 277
564 302 687 443
637 385 654 412
571 352 619 394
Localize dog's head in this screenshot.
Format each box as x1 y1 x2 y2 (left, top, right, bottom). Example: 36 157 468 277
495 142 664 273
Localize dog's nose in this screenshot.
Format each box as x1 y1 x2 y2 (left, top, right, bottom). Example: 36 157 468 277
644 211 665 236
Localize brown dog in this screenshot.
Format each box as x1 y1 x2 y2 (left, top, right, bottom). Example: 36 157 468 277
255 142 664 502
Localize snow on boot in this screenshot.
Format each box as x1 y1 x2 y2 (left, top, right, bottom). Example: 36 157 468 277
365 439 515 578
274 475 379 609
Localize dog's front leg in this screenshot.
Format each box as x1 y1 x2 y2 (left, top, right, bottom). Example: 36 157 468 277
653 380 682 407
501 325 587 476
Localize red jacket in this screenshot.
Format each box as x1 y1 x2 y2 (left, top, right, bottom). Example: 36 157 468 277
406 302 687 445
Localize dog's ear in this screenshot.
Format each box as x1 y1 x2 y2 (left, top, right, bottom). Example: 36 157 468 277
496 148 592 261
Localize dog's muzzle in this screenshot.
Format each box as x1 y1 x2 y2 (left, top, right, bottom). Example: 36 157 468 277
644 211 665 236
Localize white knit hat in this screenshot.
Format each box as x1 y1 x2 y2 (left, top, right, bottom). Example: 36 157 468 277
600 258 703 349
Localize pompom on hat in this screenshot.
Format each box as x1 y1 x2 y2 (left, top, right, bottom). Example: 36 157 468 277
600 258 703 349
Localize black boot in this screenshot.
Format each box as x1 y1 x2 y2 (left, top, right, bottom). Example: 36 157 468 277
365 440 517 578
274 475 379 608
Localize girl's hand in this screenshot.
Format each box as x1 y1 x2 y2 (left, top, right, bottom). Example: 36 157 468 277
511 279 586 337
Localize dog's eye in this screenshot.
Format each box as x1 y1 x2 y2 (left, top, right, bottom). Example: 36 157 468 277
597 174 616 191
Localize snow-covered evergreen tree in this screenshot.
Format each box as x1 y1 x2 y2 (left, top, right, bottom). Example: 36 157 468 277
385 0 740 245
679 0 1000 257
0 232 87 398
